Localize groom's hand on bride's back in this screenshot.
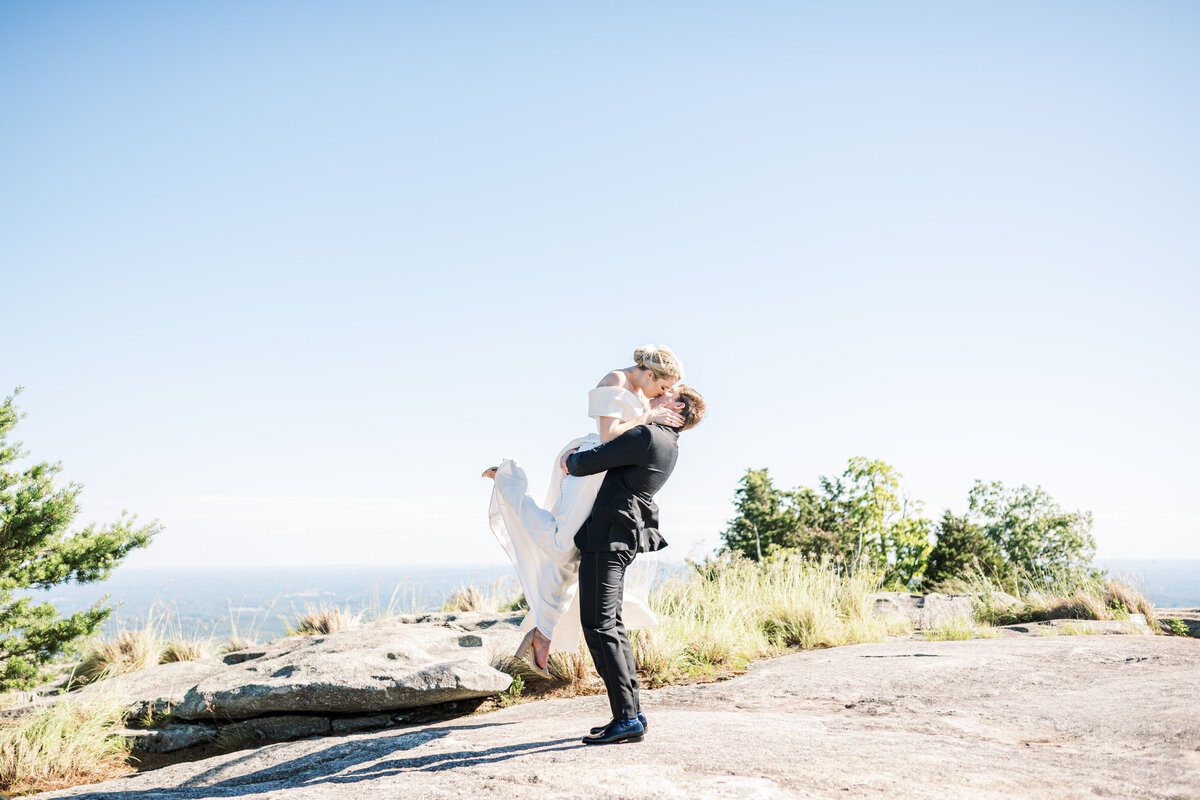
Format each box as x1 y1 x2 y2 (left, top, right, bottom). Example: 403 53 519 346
560 448 579 474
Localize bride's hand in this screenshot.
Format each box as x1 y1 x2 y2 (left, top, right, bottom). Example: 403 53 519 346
646 406 684 428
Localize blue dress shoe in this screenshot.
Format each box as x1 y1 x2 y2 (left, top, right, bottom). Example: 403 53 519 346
582 716 644 745
590 712 648 736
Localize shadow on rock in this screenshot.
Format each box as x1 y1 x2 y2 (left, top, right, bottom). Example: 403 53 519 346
334 737 585 779
57 720 580 799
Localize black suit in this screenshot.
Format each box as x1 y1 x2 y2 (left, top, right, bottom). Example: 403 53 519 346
566 423 679 721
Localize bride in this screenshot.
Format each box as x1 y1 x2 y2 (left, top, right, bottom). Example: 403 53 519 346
483 345 686 677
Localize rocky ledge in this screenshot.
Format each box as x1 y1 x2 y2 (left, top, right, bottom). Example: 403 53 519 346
6 612 526 753
32 634 1200 800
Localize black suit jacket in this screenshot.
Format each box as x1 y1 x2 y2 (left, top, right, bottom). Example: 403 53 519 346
566 423 679 554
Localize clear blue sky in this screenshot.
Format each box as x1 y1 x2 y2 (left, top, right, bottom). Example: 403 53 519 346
2 1 1197 567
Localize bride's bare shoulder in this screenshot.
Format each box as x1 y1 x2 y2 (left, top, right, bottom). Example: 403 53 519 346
596 370 628 389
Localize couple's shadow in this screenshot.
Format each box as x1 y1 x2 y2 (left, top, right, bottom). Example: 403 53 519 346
63 722 585 799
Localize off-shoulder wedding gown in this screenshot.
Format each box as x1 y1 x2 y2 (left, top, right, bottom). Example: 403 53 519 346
488 386 657 653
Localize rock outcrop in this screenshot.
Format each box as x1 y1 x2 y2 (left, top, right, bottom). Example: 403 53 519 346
124 612 520 721
7 613 525 752
869 591 1018 628
34 634 1200 800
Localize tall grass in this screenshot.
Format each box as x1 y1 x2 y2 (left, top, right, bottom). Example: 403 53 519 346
0 696 131 794
75 630 164 686
74 609 217 686
488 556 899 692
643 555 908 681
285 603 363 636
441 580 526 613
963 570 1158 628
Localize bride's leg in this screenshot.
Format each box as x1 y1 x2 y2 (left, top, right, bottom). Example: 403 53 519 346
488 437 601 648
489 459 581 648
491 460 570 561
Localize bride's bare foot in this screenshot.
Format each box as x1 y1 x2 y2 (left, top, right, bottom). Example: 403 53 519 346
532 628 551 672
481 466 498 479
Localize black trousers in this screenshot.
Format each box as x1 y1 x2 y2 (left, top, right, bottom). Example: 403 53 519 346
579 549 640 721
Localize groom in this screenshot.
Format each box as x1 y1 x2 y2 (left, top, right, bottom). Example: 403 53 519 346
562 385 707 745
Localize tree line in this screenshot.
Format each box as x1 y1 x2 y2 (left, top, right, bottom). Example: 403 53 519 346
722 458 1097 591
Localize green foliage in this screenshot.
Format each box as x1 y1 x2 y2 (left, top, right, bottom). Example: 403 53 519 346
725 462 1101 596
496 673 525 707
886 516 934 590
967 480 1096 588
926 511 1007 587
0 389 160 692
722 459 933 589
1161 618 1191 637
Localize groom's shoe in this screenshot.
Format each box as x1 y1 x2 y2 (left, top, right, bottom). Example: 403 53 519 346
589 712 648 736
582 717 644 745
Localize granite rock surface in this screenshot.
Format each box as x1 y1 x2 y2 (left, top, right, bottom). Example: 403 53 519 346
12 613 522 724
35 634 1200 800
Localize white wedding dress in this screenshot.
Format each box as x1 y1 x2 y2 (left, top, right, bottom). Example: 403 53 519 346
488 386 657 653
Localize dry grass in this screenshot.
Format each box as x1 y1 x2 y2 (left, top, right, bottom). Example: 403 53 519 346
217 636 256 654
0 695 133 794
74 630 164 686
441 580 525 613
631 628 682 684
285 604 362 636
159 638 211 664
546 645 595 689
970 573 1159 629
443 586 484 612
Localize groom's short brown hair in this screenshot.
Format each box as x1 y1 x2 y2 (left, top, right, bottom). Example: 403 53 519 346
675 385 707 431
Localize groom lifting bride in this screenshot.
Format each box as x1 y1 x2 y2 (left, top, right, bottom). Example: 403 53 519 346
483 346 706 745
562 384 706 744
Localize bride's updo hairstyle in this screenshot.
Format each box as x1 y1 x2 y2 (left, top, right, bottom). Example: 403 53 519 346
633 345 685 382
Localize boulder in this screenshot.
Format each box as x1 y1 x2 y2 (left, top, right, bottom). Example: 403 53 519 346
65 613 522 722
870 592 976 629
870 591 1022 629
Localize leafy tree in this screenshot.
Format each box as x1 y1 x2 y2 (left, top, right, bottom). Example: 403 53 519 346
886 516 935 590
723 469 856 562
722 469 798 560
966 480 1095 586
1 389 160 691
722 458 933 588
833 458 932 589
925 511 1006 586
